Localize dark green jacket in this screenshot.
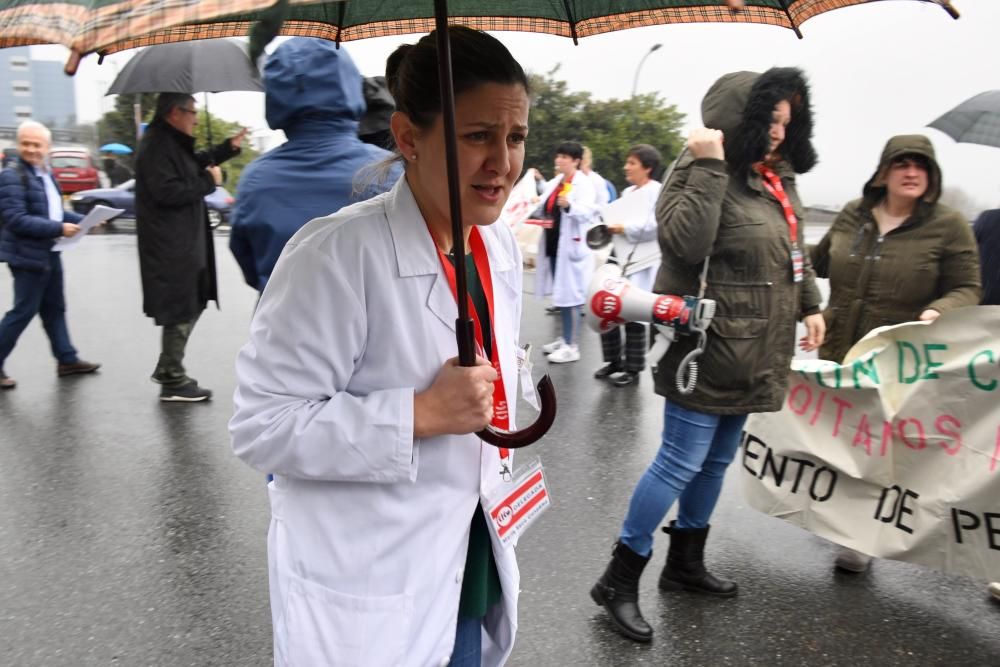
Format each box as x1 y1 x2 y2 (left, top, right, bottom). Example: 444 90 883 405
810 134 981 362
653 68 822 414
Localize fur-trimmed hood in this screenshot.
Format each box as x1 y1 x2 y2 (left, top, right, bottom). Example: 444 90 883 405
701 67 817 177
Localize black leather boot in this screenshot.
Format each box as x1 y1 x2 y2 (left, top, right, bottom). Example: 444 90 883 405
594 361 623 379
590 542 654 642
658 522 738 597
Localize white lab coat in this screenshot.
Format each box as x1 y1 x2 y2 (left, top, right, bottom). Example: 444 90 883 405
230 177 522 667
586 169 611 207
533 172 597 306
616 180 662 292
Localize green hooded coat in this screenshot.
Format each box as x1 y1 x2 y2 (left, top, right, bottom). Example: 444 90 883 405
809 134 981 363
652 68 822 414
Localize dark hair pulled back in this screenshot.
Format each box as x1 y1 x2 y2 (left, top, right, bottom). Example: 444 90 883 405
554 141 583 162
386 25 529 130
628 144 662 175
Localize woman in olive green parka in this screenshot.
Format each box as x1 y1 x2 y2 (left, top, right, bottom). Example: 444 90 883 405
810 134 981 364
809 134 980 574
591 68 826 644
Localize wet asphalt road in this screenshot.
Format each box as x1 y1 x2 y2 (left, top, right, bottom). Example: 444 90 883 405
0 231 997 666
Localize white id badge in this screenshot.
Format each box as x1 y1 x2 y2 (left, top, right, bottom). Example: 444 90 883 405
791 248 804 283
485 457 550 549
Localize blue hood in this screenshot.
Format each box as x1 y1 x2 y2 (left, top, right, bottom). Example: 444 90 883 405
264 37 366 131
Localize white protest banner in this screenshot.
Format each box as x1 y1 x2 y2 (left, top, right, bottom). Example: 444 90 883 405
498 167 540 232
742 306 1000 581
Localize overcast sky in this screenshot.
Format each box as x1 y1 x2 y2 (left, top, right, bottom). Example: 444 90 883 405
35 0 1000 211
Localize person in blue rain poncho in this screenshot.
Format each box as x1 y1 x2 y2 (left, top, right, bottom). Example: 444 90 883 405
229 37 401 292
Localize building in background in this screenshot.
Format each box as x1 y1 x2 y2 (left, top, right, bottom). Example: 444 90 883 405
0 46 79 146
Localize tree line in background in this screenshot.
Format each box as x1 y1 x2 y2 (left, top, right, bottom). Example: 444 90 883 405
87 74 988 220
525 67 685 192
95 93 258 188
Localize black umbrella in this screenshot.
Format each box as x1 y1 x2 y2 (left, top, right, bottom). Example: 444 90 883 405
106 38 262 146
928 91 1000 149
106 38 262 95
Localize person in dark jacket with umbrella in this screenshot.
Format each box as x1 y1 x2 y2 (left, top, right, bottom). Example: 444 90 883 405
0 120 100 389
229 37 399 293
135 92 245 402
591 68 825 643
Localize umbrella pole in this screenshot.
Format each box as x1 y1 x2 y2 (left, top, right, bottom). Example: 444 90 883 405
431 0 558 451
204 92 215 158
433 0 475 367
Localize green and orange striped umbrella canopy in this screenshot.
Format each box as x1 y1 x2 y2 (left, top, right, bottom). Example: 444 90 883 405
0 1 960 65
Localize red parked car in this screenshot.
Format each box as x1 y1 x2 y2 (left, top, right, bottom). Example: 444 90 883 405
49 149 101 194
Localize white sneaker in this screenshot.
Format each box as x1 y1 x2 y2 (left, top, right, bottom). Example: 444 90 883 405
541 338 566 355
989 582 1000 601
547 344 580 363
834 547 872 573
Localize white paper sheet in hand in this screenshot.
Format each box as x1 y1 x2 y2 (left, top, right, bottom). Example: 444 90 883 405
598 196 660 275
52 205 124 251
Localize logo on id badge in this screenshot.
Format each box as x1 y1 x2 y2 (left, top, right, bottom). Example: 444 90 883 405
486 459 550 548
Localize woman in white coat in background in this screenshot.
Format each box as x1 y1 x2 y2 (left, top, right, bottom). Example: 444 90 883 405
535 141 597 364
594 144 663 387
230 26 530 667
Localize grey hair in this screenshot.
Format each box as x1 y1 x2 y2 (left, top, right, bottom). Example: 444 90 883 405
16 120 51 143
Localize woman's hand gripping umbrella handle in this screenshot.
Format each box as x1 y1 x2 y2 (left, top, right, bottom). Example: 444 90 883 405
455 319 557 449
477 375 557 449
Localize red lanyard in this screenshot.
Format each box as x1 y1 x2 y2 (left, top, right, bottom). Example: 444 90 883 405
545 172 574 215
433 226 510 460
755 164 798 244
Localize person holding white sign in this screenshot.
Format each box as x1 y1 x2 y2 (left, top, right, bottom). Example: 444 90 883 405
0 120 100 390
594 144 663 387
535 141 598 364
591 68 825 643
810 134 981 573
230 27 530 666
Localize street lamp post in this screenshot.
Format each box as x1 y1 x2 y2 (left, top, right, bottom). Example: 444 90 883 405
630 43 662 99
630 43 662 135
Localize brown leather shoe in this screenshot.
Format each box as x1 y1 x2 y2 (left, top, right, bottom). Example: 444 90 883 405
57 360 101 377
0 372 15 389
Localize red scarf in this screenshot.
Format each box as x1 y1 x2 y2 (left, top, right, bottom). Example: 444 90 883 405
544 172 574 216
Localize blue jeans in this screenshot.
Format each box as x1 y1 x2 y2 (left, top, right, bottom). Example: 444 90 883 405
620 400 748 557
449 614 482 666
0 254 78 369
560 305 580 345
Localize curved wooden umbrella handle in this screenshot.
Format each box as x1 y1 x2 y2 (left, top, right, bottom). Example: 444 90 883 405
478 374 556 449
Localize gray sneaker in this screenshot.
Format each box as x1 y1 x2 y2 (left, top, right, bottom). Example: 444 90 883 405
834 547 873 573
160 381 212 402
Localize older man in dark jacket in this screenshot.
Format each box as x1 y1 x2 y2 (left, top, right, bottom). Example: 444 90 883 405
0 120 100 389
135 92 245 402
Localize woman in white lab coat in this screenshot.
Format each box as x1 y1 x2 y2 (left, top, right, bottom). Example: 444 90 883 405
595 144 663 387
230 26 530 667
534 141 597 364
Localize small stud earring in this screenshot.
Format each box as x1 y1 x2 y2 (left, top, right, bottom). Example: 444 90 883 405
410 154 417 160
